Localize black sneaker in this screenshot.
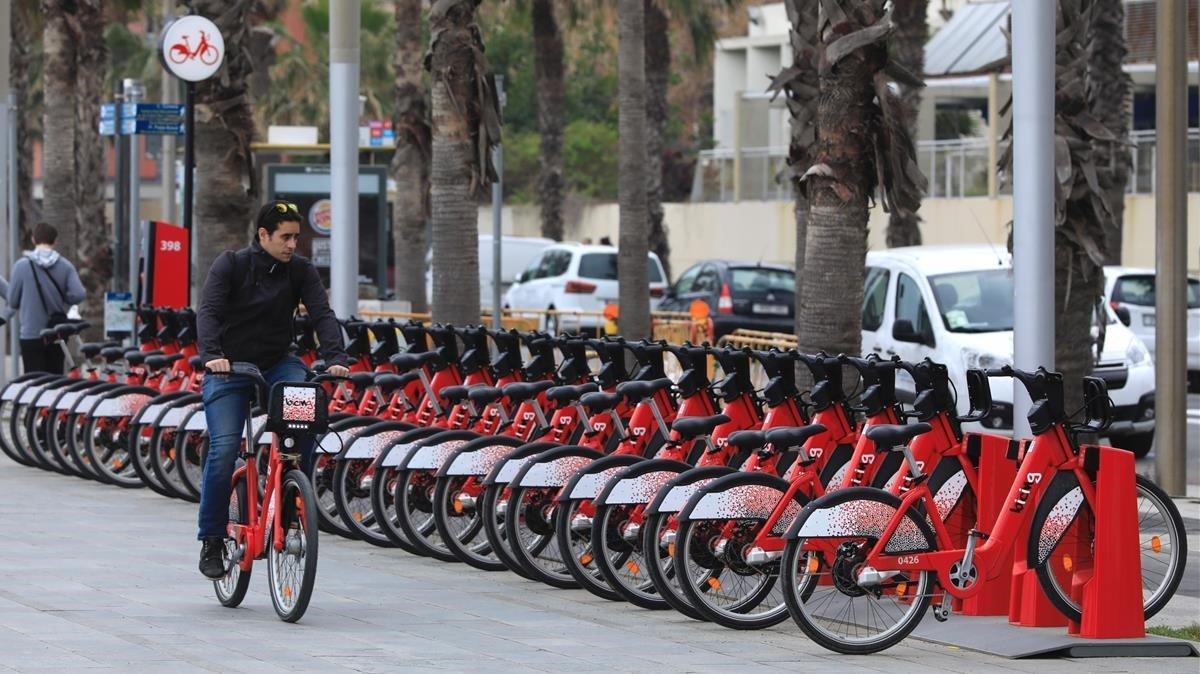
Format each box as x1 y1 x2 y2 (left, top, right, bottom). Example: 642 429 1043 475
198 537 227 579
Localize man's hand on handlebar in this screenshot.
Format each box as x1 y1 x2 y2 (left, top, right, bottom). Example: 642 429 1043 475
205 358 231 373
327 364 350 378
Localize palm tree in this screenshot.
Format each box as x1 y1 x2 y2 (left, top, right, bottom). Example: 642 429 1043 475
643 0 670 280
11 0 40 244
189 0 259 296
41 0 79 262
998 0 1111 411
74 0 111 337
795 0 926 360
768 0 818 352
428 0 500 326
531 0 565 241
392 0 430 312
617 0 650 339
886 0 926 248
1088 0 1132 264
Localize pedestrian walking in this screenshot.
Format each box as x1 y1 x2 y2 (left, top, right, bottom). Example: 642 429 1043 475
7 223 86 374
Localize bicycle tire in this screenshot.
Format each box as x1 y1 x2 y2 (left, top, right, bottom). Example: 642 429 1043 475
214 469 252 607
333 458 394 547
268 469 319 622
433 475 504 570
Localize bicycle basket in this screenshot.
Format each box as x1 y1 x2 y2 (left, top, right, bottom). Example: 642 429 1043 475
266 382 329 434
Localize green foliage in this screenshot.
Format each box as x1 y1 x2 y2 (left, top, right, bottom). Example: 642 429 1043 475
500 130 542 202
564 119 619 199
104 23 160 98
1146 624 1200 642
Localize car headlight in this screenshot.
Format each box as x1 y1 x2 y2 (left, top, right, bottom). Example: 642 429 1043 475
1125 339 1149 365
962 349 1011 371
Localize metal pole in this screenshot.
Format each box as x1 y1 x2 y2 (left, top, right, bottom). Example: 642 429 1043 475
732 91 743 202
0 0 10 376
7 93 17 376
160 0 176 224
183 81 195 298
1155 0 1187 496
124 79 144 301
986 72 999 198
114 88 128 291
329 0 360 318
491 76 505 329
1010 0 1056 438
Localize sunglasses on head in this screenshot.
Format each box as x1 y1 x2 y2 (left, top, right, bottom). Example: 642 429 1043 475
275 202 299 214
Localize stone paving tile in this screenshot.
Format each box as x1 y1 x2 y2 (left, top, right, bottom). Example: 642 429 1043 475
1 459 1196 673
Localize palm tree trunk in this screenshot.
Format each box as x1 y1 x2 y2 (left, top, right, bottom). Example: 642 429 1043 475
74 0 110 339
531 0 565 242
12 0 38 244
41 0 79 261
886 0 926 248
188 0 258 298
392 0 430 313
1089 0 1131 264
429 0 498 326
643 0 670 280
617 0 650 339
798 0 924 359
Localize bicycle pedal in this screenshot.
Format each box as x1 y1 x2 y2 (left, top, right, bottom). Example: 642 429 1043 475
279 452 301 462
932 602 951 622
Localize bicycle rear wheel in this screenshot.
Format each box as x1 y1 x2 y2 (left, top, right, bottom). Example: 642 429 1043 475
1030 472 1187 622
214 471 253 607
268 469 319 623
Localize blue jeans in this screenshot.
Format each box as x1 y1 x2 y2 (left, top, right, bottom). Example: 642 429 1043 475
196 356 314 540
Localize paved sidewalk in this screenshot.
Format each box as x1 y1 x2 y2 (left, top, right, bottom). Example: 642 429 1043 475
0 460 1195 673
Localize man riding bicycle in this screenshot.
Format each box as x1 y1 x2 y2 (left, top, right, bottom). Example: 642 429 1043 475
195 201 350 578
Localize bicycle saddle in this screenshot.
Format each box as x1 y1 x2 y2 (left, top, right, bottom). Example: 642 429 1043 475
389 353 420 372
764 425 827 450
55 323 79 338
864 423 932 450
440 385 472 405
580 391 622 413
144 353 184 371
373 374 407 394
189 355 205 371
546 382 600 406
124 350 148 366
39 327 58 340
615 377 673 401
726 430 767 451
350 372 376 389
502 380 555 404
80 342 105 359
672 414 731 440
101 346 125 363
467 386 504 406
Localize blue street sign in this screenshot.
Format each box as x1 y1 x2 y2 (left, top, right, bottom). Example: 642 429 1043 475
100 102 186 136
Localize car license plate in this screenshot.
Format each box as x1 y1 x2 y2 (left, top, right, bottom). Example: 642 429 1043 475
752 303 788 316
1143 314 1155 327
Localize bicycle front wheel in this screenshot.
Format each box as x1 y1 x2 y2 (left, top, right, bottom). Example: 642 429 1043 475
268 469 319 622
1030 472 1187 622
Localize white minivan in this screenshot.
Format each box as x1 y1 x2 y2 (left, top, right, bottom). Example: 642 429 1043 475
1103 266 1200 388
503 243 668 330
425 235 555 309
863 245 1156 456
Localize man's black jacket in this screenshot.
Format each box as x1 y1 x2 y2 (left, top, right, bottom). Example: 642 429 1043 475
197 238 349 370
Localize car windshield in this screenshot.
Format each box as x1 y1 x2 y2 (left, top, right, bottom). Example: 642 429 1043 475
578 253 664 282
928 269 1014 333
1114 275 1200 309
730 267 794 294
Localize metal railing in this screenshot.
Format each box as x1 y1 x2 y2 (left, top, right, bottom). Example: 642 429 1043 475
692 128 1200 202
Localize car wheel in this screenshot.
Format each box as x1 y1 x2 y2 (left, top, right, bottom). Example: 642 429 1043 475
1109 430 1154 459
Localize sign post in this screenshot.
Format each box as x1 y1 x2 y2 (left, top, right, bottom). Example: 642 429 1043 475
159 14 225 301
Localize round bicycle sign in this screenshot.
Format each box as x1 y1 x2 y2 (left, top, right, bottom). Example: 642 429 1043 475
159 16 225 82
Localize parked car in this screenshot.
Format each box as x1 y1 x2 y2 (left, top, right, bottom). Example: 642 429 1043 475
425 235 555 309
658 260 795 338
1103 266 1200 390
502 243 668 331
863 245 1156 456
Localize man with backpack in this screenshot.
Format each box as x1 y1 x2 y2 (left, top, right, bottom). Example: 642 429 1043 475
6 222 86 374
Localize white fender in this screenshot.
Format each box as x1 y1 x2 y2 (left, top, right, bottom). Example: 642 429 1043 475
90 393 154 418
138 402 167 422
343 429 411 460
794 498 931 553
1034 486 1084 566
444 443 517 477
17 384 46 404
315 426 369 454
184 410 208 432
54 390 84 411
379 440 420 467
157 403 201 428
658 477 721 514
688 483 802 536
605 470 680 505
516 455 594 488
567 465 629 500
35 388 63 407
404 439 470 470
493 455 533 484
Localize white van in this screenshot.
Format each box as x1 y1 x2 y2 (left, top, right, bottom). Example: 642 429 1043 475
425 235 555 309
863 245 1156 456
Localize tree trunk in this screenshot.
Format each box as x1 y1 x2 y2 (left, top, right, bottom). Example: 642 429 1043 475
531 0 564 242
643 0 670 280
392 0 430 313
12 0 38 245
617 0 649 339
429 0 486 326
886 0 926 248
41 0 78 262
1089 0 1131 264
74 0 110 339
188 0 259 301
